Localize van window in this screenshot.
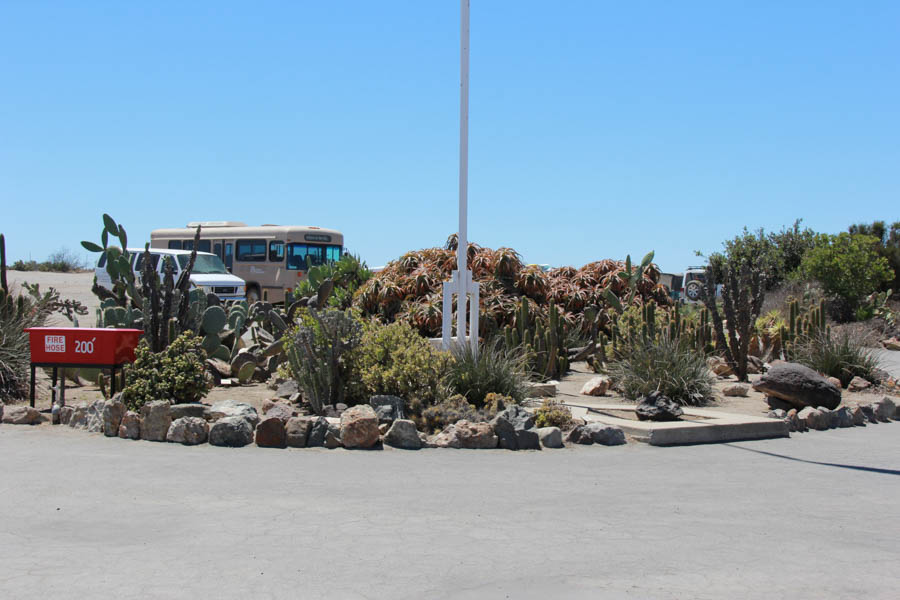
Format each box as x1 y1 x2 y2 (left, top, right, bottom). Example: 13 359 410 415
237 239 267 262
168 240 182 250
98 253 107 267
269 241 285 263
134 253 161 272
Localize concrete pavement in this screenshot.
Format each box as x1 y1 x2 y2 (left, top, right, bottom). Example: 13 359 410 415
0 424 897 599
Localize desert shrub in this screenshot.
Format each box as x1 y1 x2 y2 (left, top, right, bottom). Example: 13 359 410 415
444 340 529 409
1 284 55 401
419 394 483 433
295 253 372 310
482 392 515 416
122 332 210 410
800 233 893 321
533 399 574 429
605 334 714 406
788 330 881 388
284 308 362 415
345 320 450 416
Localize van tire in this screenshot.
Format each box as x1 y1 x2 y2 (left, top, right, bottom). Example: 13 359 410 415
246 285 260 304
685 281 702 301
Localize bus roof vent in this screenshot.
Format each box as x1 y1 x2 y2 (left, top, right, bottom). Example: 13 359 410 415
260 224 279 227
186 221 247 228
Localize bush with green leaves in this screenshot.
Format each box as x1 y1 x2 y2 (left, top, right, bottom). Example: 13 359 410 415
295 253 372 310
533 399 574 429
345 320 450 417
800 233 893 321
122 332 210 410
848 220 900 292
787 329 881 388
444 340 528 408
605 333 714 406
1 282 56 400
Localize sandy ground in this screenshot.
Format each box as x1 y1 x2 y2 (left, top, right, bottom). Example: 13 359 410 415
10 270 899 418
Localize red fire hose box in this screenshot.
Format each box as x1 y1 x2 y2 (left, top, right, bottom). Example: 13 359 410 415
25 327 143 408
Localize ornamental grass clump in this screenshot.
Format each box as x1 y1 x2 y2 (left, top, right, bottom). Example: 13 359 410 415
788 329 881 388
444 339 529 409
122 332 210 411
605 334 714 406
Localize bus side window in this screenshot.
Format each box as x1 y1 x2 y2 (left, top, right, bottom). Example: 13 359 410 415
224 243 233 271
213 242 223 261
183 240 193 251
269 240 285 263
168 240 182 250
198 240 211 253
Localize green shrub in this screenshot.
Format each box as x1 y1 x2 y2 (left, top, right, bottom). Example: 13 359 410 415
788 330 881 388
800 233 893 321
122 332 210 410
533 399 574 429
444 340 528 408
345 320 450 416
284 308 362 415
419 394 482 433
605 334 714 406
1 283 55 401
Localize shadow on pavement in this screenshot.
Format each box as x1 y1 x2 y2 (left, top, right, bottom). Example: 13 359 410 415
724 443 900 476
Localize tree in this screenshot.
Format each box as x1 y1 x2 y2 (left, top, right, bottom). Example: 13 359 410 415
848 220 900 292
800 233 893 321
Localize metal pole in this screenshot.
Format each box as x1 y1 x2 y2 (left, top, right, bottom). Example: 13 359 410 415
456 0 470 346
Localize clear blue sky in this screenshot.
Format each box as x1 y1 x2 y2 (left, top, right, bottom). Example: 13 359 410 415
2 1 898 273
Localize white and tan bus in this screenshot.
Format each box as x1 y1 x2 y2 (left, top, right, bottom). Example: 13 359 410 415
150 222 343 303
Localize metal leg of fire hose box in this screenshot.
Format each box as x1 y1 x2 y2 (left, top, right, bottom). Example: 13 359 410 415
30 365 36 408
110 366 117 397
51 367 59 408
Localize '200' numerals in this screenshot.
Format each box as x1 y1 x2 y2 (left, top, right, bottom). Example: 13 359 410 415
75 338 96 354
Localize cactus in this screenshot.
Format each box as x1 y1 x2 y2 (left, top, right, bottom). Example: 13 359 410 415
499 297 570 381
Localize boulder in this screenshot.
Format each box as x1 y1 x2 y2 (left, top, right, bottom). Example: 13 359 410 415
526 381 558 398
275 379 299 399
491 415 518 450
817 407 834 428
581 376 611 396
307 417 330 447
435 420 497 449
766 396 795 412
830 406 854 428
369 395 405 423
752 362 841 410
497 405 535 430
871 397 896 422
847 376 872 393
166 417 209 445
584 422 626 446
707 356 734 377
59 405 74 426
383 419 422 450
849 406 867 426
534 426 563 448
826 377 843 390
118 411 141 439
514 428 541 450
206 358 231 378
101 399 126 437
285 416 312 448
857 404 879 424
767 408 787 420
169 403 208 421
85 400 106 433
324 403 348 419
786 408 806 432
565 425 594 445
636 392 683 421
746 356 764 375
262 401 294 422
722 384 749 398
206 400 259 428
1 405 44 425
140 400 172 442
68 403 89 429
798 406 829 431
208 416 254 447
340 405 380 449
255 417 287 448
324 422 343 449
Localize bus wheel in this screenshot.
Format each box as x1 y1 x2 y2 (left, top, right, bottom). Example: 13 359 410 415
246 286 260 303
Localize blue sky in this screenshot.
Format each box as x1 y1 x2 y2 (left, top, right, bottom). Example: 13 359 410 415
2 1 898 273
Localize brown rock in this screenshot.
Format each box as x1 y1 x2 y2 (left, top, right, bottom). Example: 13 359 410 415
847 376 871 393
118 411 141 439
722 383 749 397
166 417 209 445
1 405 44 425
826 377 842 389
285 416 312 447
255 416 287 448
580 376 610 396
263 401 294 421
339 405 380 449
707 356 734 377
798 406 829 431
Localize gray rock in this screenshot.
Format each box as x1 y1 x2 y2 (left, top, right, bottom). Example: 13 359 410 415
847 376 871 393
857 404 879 424
1 405 44 425
526 380 558 398
255 416 287 448
206 400 259 428
636 392 683 422
324 422 343 449
275 379 299 399
565 425 594 445
307 417 330 447
584 422 626 446
383 419 422 450
581 376 610 396
514 428 541 450
497 405 535 430
285 416 312 448
798 406 829 431
59 405 74 426
102 399 126 437
85 400 106 433
118 411 140 439
534 427 563 448
817 406 834 429
766 396 796 412
68 403 89 429
369 395 405 423
722 383 749 397
767 409 787 420
169 403 208 421
787 408 806 432
140 400 172 442
262 401 294 422
752 362 841 410
166 417 209 445
872 397 896 422
850 406 867 426
208 416 254 447
491 414 518 450
830 406 853 428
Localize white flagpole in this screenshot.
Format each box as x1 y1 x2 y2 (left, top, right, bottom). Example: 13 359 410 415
456 0 470 348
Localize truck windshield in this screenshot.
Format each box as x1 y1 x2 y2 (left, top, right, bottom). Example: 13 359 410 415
177 254 230 274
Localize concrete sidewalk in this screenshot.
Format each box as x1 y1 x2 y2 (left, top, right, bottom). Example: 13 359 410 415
1 424 898 599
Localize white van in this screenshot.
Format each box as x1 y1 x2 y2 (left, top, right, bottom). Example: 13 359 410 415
95 248 247 302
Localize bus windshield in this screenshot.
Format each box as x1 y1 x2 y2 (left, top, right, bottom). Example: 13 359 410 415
177 254 230 274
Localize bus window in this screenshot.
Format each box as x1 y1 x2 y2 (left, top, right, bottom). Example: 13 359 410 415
236 239 267 262
213 242 223 261
287 243 339 270
168 240 182 250
326 245 342 262
224 243 233 270
269 241 285 263
198 240 211 253
183 240 193 251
